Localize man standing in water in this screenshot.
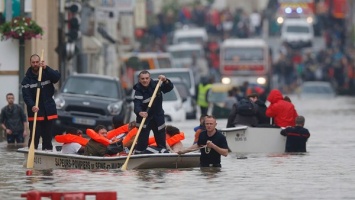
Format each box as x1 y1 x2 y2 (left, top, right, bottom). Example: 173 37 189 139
0 93 28 145
280 116 310 152
179 115 229 167
21 54 61 150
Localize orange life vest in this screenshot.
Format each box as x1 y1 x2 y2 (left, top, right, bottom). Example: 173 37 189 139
86 129 111 146
149 132 185 146
55 134 88 146
122 128 138 147
194 129 204 144
106 124 130 140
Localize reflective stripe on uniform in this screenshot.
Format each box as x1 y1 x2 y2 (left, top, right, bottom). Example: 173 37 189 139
143 97 151 103
135 95 143 100
158 123 165 131
22 80 51 89
28 114 58 121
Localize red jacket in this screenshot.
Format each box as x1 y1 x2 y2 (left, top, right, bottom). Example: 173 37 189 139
266 89 298 127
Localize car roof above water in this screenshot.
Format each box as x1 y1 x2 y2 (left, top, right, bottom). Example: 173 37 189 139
69 73 120 82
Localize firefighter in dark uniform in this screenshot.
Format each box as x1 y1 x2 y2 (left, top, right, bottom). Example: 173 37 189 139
133 70 174 153
21 54 61 150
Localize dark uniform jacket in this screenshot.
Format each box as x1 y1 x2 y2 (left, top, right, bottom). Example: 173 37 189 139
21 66 61 121
133 79 173 126
280 126 310 152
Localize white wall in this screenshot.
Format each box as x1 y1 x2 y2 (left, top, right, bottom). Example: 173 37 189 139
0 40 20 109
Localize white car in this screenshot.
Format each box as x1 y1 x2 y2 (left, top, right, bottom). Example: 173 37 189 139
169 78 197 119
162 87 186 122
281 19 314 48
172 27 208 45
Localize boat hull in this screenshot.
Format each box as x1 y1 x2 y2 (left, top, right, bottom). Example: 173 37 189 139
221 126 286 154
17 148 200 170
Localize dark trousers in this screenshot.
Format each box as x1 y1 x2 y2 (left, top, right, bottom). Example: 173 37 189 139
135 119 166 151
200 106 208 116
6 130 25 144
28 119 53 150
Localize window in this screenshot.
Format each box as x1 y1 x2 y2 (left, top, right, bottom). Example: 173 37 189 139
157 57 172 68
63 77 121 99
224 48 264 61
170 49 202 59
162 89 178 101
286 25 310 33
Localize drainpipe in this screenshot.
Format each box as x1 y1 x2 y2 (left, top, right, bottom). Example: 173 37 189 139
19 0 25 108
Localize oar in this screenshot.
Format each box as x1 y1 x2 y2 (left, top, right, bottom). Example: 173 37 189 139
121 79 162 171
26 49 44 170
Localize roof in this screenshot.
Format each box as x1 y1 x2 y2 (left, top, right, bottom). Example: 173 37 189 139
144 68 193 74
70 73 119 81
120 52 171 60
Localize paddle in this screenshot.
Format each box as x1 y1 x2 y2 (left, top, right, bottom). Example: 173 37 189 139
121 79 163 171
26 49 44 169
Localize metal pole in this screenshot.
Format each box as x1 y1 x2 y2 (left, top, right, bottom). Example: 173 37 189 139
19 0 25 109
59 0 66 86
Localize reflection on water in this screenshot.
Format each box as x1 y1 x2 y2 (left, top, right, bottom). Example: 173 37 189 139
1 96 355 199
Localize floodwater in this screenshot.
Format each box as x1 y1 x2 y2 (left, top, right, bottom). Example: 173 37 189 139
1 95 355 200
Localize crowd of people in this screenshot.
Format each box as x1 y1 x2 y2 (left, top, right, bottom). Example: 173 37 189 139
137 1 355 97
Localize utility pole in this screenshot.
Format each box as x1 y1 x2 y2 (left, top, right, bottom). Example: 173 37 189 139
19 0 25 109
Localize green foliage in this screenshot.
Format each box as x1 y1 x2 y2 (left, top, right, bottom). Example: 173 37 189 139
0 17 44 41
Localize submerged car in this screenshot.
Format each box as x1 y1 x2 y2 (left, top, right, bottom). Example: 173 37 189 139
299 81 336 99
53 73 132 135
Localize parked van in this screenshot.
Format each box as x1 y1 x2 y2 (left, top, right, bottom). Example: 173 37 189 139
167 43 209 83
172 27 208 45
281 19 314 48
219 38 271 88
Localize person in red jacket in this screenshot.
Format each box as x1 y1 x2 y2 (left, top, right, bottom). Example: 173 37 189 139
266 89 298 127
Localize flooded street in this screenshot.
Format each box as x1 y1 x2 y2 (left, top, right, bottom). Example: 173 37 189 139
1 96 355 200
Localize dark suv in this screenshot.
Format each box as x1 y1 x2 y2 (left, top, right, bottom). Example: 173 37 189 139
53 73 132 135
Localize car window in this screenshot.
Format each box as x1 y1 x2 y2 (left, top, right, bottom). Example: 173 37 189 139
208 91 228 103
150 72 192 89
177 37 203 44
157 57 172 68
224 47 264 61
63 77 120 99
174 83 189 99
170 49 202 59
286 25 310 33
163 90 178 101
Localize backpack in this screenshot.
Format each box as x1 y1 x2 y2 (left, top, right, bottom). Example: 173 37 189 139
236 99 257 116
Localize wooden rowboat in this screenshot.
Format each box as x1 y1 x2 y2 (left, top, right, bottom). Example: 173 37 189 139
221 126 286 154
17 147 200 170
